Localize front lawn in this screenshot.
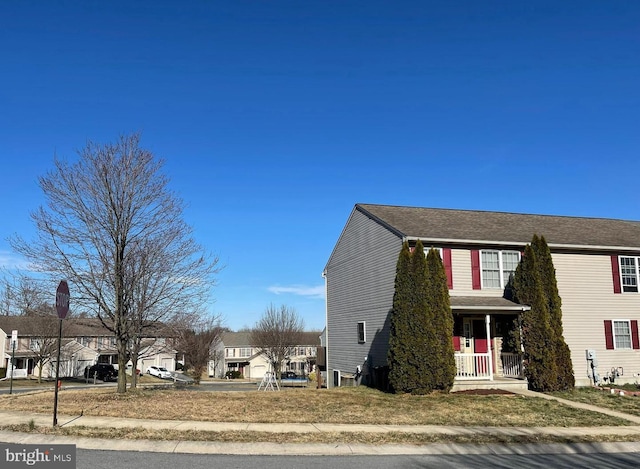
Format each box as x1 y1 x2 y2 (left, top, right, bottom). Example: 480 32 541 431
0 385 632 427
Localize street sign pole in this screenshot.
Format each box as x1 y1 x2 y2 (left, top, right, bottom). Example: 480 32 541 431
53 280 70 427
52 318 63 426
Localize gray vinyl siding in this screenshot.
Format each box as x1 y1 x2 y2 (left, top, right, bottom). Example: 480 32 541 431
325 209 401 382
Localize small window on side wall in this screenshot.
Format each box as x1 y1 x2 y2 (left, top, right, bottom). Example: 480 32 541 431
357 321 366 343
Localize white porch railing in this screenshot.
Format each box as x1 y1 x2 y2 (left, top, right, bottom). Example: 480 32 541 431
500 352 524 378
454 353 491 380
7 369 28 378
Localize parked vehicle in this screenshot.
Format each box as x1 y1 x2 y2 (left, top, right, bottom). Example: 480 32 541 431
84 363 117 382
146 365 172 379
281 371 299 379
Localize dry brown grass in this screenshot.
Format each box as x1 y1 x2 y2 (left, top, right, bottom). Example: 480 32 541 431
2 423 639 445
0 385 631 427
551 387 640 417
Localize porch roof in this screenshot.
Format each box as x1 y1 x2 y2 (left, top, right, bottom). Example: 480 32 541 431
450 296 530 312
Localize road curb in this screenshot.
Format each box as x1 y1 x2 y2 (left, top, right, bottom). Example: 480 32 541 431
1 431 640 456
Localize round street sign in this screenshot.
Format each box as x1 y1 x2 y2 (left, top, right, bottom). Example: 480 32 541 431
56 280 70 319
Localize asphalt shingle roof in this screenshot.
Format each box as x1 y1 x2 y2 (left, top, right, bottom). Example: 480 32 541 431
222 331 322 347
357 204 640 249
0 316 168 338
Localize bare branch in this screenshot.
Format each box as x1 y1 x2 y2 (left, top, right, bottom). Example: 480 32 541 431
250 304 304 379
9 133 222 393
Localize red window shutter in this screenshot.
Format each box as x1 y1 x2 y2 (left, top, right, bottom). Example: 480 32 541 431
611 256 621 294
632 320 640 350
604 320 614 349
471 250 481 290
452 336 461 351
443 248 453 289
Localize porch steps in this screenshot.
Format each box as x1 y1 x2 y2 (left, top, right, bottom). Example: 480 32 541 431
452 378 528 393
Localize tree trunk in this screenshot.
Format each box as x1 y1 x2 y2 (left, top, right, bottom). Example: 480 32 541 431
117 338 128 394
130 350 139 389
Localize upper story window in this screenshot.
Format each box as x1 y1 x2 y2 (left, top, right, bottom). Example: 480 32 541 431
620 256 639 293
239 347 252 357
29 338 41 351
481 250 520 289
423 247 443 260
77 337 91 347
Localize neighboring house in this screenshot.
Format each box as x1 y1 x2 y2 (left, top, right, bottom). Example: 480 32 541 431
217 331 320 380
324 203 640 389
0 316 176 379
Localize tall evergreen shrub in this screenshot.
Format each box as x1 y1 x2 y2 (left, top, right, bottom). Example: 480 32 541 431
388 241 455 394
513 244 558 391
531 235 575 390
425 248 456 391
388 242 420 393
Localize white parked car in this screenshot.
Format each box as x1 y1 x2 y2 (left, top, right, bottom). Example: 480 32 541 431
146 365 172 379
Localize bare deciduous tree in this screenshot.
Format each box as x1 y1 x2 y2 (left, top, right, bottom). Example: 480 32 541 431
10 133 221 393
0 273 49 316
174 316 224 384
27 316 60 383
250 304 304 379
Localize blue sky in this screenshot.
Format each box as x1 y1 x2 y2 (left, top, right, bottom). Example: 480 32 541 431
1 1 638 331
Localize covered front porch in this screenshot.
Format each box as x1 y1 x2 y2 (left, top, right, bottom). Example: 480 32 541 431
450 297 530 392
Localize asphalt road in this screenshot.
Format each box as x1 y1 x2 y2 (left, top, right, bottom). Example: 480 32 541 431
76 449 640 469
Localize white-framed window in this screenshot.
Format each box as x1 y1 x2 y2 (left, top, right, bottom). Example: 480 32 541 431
239 347 251 357
29 338 41 351
613 320 632 349
77 337 91 347
423 247 443 260
357 321 366 343
620 256 639 293
481 250 520 289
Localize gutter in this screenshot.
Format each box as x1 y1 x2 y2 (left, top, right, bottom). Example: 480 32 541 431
403 236 639 253
450 305 531 312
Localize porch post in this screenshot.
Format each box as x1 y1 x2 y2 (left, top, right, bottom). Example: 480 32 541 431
485 314 493 380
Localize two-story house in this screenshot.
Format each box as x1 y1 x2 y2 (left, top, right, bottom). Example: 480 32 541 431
218 331 321 380
0 316 177 379
324 203 640 390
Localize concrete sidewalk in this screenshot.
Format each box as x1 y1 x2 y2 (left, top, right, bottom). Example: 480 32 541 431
1 388 640 455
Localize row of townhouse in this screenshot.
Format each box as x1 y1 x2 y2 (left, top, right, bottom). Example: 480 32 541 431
0 316 176 379
211 331 321 380
324 203 640 390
